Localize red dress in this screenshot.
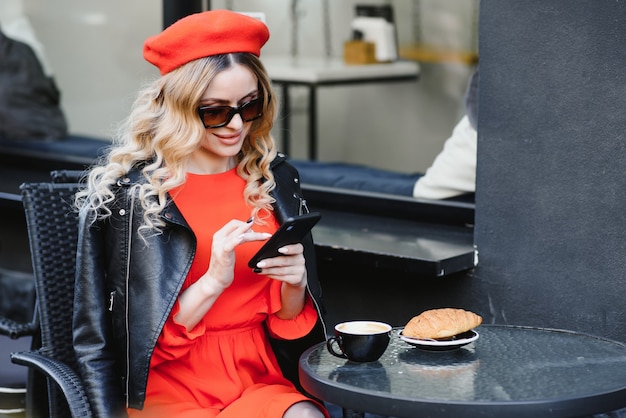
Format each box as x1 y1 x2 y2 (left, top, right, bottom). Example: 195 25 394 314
127 169 327 417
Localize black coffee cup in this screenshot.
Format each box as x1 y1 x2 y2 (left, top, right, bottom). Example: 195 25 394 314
326 321 392 362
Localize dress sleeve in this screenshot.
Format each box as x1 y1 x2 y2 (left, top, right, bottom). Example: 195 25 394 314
266 282 318 340
149 300 206 367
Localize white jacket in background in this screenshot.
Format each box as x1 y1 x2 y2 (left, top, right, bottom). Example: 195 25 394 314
413 115 477 200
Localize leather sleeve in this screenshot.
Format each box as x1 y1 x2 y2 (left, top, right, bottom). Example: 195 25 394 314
73 205 126 417
268 157 327 391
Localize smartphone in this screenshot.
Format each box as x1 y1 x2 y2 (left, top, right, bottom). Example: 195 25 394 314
248 212 321 268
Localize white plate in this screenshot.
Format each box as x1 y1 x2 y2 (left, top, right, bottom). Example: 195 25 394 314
399 329 479 351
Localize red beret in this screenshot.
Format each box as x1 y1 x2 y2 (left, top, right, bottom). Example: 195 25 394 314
143 10 270 75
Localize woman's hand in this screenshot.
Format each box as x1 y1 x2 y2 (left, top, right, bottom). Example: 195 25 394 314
176 218 270 330
254 243 308 320
253 243 307 288
205 218 271 290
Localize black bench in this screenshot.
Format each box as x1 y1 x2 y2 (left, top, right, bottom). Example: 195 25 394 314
0 135 106 207
301 184 475 277
0 137 475 278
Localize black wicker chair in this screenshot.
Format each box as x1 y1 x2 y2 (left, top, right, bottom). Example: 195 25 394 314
10 182 93 418
0 270 37 340
0 266 38 417
0 170 80 342
49 170 87 185
0 169 82 416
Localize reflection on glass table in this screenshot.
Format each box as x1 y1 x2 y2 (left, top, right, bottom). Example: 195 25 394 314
299 325 626 418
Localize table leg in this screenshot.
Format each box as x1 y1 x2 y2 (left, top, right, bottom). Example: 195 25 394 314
342 408 365 418
281 83 290 156
308 85 318 160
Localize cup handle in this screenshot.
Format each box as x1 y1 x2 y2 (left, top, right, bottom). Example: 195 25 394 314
326 336 348 359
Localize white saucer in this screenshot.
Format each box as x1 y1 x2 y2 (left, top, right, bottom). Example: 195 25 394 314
399 329 479 351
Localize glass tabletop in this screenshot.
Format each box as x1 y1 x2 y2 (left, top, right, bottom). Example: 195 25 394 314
299 324 626 417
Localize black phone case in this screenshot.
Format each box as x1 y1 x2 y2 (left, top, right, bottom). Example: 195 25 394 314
248 212 321 268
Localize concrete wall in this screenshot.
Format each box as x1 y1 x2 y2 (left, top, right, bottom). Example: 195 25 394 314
470 0 626 342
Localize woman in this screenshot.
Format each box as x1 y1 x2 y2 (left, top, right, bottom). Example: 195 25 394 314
73 10 328 418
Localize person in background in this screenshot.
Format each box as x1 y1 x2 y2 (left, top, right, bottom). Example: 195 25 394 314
412 68 478 200
0 5 67 141
73 10 327 418
291 69 479 201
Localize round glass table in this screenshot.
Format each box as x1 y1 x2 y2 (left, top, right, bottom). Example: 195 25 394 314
299 324 626 418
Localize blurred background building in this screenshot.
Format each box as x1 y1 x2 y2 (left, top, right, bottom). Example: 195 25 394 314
0 0 478 174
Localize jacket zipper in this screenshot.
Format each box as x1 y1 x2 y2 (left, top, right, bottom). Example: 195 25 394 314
124 189 135 407
293 193 310 215
306 285 327 337
298 196 309 215
296 194 327 335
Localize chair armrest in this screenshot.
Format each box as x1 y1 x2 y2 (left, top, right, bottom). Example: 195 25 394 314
10 350 93 417
0 316 38 339
50 169 87 184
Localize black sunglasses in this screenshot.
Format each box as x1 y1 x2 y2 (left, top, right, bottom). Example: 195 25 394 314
197 96 264 128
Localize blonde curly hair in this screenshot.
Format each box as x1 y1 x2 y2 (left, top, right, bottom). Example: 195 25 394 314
75 53 278 236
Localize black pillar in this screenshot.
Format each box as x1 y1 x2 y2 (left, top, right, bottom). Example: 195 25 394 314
163 0 204 29
473 0 626 342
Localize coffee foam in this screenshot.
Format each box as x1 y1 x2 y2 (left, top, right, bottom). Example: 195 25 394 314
336 321 391 335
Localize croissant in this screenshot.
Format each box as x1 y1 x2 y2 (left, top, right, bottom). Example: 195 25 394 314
403 308 482 340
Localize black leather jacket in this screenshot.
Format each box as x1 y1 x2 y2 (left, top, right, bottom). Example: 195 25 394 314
73 154 326 417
